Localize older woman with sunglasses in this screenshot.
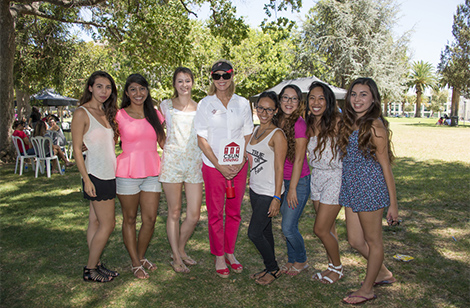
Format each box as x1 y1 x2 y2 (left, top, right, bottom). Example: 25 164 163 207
194 60 253 278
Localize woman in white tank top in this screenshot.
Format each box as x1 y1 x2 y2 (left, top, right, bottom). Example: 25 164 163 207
246 91 287 285
71 71 119 283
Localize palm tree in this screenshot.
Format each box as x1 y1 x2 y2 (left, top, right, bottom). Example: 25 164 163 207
408 61 437 117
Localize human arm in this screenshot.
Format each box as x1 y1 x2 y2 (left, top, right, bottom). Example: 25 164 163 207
156 107 166 149
372 120 398 225
286 136 308 208
268 130 287 217
71 108 96 197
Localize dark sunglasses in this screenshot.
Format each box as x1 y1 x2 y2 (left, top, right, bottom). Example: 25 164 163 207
211 73 232 80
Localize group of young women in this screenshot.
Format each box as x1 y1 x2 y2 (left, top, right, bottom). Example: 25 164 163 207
71 60 398 305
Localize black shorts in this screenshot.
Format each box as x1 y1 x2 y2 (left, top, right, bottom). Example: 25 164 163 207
82 174 116 201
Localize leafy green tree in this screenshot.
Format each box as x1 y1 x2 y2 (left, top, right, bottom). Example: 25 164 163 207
438 0 470 122
408 60 437 117
1 0 303 157
298 0 409 103
429 88 449 115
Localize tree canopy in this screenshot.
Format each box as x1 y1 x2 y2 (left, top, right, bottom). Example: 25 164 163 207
438 0 470 119
298 0 410 102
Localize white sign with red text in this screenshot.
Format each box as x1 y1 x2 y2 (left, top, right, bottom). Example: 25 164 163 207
218 138 245 165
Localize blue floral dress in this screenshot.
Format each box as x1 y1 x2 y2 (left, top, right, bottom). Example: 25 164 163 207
339 130 390 212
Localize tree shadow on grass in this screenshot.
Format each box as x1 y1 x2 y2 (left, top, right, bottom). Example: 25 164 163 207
1 159 469 307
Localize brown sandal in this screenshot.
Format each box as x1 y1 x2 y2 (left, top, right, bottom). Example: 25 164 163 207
170 261 190 273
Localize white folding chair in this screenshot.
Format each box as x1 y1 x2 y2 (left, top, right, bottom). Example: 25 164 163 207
12 136 36 175
30 136 63 178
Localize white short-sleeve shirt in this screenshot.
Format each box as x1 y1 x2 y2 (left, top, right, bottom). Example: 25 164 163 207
194 94 254 167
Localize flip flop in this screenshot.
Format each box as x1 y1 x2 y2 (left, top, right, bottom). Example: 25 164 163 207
374 276 397 286
342 294 377 305
361 276 397 286
287 264 309 276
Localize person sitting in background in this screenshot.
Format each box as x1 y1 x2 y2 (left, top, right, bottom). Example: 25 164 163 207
12 120 35 155
33 121 74 171
47 117 67 147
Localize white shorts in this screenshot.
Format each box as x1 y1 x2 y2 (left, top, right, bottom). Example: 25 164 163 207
310 169 342 205
116 176 162 195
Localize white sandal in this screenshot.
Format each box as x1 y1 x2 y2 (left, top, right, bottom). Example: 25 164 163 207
321 263 343 284
140 258 157 271
132 265 149 279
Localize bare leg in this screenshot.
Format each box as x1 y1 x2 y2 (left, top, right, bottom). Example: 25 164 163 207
86 198 116 269
118 194 141 269
313 200 337 271
343 209 384 304
179 183 202 258
163 183 184 265
345 207 394 282
314 202 342 282
87 201 99 248
136 191 159 261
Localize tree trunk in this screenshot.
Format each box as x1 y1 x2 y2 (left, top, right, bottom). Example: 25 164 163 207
415 89 422 117
0 1 15 160
401 99 406 115
451 86 460 117
383 98 389 117
15 87 31 122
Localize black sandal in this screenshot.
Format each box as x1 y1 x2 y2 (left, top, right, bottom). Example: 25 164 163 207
255 269 281 285
250 269 268 280
83 267 114 283
98 263 119 277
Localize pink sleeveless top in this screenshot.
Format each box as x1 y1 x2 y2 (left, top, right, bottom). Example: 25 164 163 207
115 109 164 178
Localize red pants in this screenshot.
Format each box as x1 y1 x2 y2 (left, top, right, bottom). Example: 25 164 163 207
202 163 248 256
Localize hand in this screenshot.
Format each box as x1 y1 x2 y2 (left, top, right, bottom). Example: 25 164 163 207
84 179 97 197
217 164 237 180
286 189 298 209
267 199 280 217
82 143 88 152
228 159 246 175
386 205 399 226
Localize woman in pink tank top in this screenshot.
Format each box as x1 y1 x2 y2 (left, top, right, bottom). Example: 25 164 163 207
115 74 166 279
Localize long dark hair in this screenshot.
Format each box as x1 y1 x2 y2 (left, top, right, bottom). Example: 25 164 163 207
338 77 394 163
172 67 194 98
121 74 165 142
305 81 340 162
273 84 305 162
33 120 47 137
257 91 280 125
78 71 119 142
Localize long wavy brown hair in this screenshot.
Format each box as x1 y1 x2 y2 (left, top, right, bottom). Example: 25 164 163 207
338 78 394 163
305 82 341 163
121 74 166 143
79 71 119 143
273 84 305 162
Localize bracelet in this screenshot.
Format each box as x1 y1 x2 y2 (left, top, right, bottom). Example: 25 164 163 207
273 195 281 203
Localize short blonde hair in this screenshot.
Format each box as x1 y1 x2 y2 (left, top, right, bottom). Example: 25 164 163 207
208 59 235 96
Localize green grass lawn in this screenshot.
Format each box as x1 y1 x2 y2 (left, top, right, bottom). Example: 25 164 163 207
1 118 469 307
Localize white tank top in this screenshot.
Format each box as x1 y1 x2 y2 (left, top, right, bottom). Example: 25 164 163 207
80 106 116 180
246 127 285 196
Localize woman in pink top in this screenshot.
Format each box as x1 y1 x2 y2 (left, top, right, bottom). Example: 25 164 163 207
116 74 166 279
274 84 311 276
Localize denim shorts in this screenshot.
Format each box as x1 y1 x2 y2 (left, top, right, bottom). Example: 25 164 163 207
116 176 162 195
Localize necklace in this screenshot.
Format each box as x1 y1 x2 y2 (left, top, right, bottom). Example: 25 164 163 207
127 109 145 119
253 124 271 140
